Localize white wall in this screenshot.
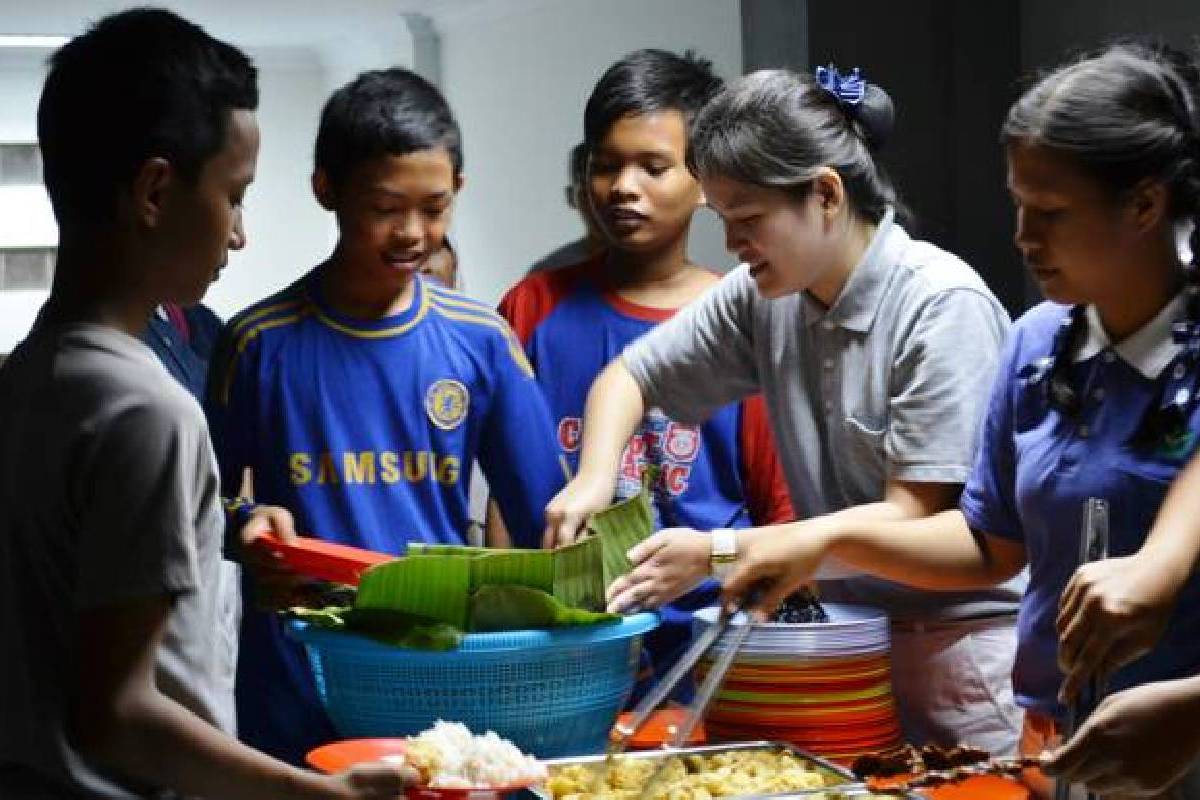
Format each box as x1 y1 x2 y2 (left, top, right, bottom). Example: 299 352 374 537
438 0 743 305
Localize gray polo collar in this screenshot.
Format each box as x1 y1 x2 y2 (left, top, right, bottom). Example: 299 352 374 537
804 206 899 332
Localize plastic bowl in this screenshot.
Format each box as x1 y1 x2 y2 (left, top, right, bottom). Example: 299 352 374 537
288 613 659 758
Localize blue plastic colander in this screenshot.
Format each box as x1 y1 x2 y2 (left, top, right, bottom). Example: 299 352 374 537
287 613 658 758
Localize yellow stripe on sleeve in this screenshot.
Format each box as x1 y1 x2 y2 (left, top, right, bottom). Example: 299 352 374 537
219 309 310 404
429 301 535 378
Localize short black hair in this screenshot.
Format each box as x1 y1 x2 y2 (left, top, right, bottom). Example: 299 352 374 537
315 68 462 188
37 7 258 229
583 49 724 150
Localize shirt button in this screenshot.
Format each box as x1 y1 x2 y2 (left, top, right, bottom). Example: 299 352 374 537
824 401 833 413
1174 363 1187 380
821 321 834 332
1078 424 1090 438
823 358 834 370
1102 351 1116 364
1091 388 1105 402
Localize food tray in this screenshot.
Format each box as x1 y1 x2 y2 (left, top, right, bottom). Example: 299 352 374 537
531 740 915 800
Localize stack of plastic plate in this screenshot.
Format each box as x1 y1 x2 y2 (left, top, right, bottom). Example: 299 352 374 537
693 603 901 763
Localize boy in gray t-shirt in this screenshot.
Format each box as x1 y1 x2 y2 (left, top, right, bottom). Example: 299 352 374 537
0 10 411 799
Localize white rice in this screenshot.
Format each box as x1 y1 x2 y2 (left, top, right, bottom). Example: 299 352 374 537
402 720 547 788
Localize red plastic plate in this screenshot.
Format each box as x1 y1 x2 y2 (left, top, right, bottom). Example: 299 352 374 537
256 535 393 585
305 739 540 800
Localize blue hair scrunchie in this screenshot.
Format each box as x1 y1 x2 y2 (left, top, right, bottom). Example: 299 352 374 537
815 64 866 107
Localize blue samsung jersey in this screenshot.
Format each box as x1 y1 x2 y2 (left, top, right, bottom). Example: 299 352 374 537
208 268 566 763
961 299 1200 718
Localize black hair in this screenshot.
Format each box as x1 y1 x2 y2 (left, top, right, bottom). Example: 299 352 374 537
315 68 462 187
583 49 724 150
37 7 258 229
570 142 589 189
687 68 899 224
1003 41 1200 267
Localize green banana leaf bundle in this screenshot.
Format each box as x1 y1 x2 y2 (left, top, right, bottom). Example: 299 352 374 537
585 483 656 588
289 483 654 648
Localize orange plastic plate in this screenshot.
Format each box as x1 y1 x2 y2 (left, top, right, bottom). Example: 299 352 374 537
616 709 707 749
307 738 410 773
256 534 393 585
306 739 540 800
868 774 1031 800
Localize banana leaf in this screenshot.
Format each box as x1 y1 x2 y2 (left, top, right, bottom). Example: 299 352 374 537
468 585 619 632
288 605 463 650
355 555 472 629
551 535 605 610
586 483 655 588
408 543 556 594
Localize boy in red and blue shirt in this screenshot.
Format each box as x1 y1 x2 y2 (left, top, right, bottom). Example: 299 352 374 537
500 49 793 701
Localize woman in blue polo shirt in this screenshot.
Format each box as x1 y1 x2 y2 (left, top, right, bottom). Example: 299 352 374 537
722 42 1200 797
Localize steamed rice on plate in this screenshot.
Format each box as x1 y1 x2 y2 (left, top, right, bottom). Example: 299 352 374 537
388 721 548 789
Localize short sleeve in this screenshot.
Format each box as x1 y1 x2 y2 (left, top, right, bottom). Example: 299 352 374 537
75 396 206 607
887 289 1010 483
622 267 762 425
738 394 796 525
959 327 1026 542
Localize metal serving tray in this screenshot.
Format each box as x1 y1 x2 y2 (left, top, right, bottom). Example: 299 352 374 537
532 740 913 800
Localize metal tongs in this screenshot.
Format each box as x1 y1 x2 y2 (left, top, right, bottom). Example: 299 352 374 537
1054 498 1109 800
597 592 760 799
613 594 757 753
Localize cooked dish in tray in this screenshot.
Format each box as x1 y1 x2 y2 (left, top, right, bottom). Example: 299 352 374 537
547 747 832 800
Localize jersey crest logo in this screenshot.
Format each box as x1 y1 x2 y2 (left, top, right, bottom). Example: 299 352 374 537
426 379 469 430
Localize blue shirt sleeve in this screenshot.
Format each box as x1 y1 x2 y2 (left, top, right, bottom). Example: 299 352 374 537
476 325 567 548
204 319 258 507
959 324 1027 542
184 303 224 366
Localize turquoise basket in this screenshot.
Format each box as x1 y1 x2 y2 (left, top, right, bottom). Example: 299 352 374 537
287 613 658 758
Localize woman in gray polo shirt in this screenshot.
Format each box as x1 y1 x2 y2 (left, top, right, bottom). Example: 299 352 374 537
543 67 1025 755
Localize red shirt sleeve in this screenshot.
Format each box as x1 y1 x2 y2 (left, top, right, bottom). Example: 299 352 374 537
739 394 796 525
497 280 545 347
497 262 592 347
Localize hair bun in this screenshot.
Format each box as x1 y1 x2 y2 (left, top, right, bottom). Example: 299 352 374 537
854 83 895 151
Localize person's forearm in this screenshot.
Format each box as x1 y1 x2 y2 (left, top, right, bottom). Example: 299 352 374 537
576 359 646 484
805 508 1022 590
1138 453 1200 590
1175 674 1200 708
77 691 329 800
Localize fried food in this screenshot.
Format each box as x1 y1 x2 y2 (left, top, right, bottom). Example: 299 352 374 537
547 748 829 800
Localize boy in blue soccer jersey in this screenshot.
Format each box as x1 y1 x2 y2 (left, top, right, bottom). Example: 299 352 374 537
207 68 567 764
